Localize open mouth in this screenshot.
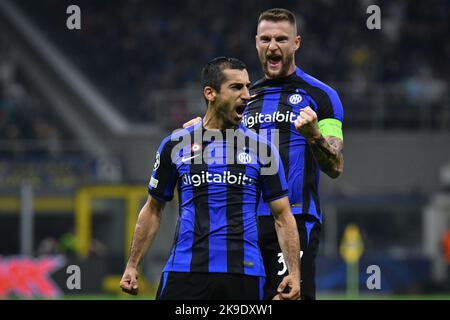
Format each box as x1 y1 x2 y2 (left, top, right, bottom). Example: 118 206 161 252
235 105 246 119
267 55 282 68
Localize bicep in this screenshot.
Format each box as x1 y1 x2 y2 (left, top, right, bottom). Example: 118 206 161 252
138 195 165 226
312 87 344 139
313 87 344 123
148 140 178 201
268 196 290 219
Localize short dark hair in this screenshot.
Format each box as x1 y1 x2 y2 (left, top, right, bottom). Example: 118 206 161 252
201 56 247 92
258 8 297 33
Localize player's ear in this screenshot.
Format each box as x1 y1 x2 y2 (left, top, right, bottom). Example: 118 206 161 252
203 86 216 103
294 35 301 51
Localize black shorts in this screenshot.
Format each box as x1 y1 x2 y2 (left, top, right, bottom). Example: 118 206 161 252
156 271 265 300
258 214 321 300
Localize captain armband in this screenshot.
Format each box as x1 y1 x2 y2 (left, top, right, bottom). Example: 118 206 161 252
317 119 343 141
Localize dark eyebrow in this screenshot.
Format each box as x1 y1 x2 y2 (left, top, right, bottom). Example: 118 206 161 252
229 82 251 89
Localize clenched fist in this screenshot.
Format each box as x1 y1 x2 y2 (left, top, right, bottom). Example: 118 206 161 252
294 106 321 142
120 266 139 295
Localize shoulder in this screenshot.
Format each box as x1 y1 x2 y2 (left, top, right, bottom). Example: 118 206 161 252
159 122 200 151
295 68 341 101
294 67 343 120
250 76 266 90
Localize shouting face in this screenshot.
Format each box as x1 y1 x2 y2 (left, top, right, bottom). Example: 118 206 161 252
210 68 251 127
256 20 301 79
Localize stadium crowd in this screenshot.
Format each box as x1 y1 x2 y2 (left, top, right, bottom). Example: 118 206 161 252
11 0 450 127
0 39 66 156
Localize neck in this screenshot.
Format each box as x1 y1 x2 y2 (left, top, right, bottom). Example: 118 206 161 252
286 62 297 76
203 106 233 131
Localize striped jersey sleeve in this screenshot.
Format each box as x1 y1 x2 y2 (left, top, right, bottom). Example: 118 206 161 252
148 136 178 202
313 85 344 123
296 70 344 123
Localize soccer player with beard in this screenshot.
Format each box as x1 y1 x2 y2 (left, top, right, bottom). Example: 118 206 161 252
184 8 344 300
120 57 300 300
249 8 344 300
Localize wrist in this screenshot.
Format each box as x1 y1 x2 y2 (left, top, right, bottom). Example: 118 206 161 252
289 270 300 279
126 260 138 269
288 266 300 277
307 132 323 144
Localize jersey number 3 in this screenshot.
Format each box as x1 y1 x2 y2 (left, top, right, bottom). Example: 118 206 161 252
277 251 304 276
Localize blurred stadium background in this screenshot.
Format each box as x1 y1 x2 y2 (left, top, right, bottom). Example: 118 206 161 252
0 0 449 300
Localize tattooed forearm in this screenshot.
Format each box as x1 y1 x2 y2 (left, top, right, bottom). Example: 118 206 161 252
308 135 344 178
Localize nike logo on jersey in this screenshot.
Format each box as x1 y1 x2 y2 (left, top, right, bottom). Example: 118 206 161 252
181 154 200 163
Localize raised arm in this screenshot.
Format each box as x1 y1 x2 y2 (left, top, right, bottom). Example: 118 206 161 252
120 195 164 295
269 196 301 300
295 106 344 178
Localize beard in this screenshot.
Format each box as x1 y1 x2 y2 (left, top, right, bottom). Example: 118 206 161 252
261 53 294 79
215 100 238 127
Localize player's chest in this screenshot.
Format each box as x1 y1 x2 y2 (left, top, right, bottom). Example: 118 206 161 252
244 89 313 130
174 141 261 188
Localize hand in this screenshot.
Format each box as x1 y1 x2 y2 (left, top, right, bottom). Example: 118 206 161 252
119 266 139 295
182 116 202 129
294 106 321 142
275 274 300 300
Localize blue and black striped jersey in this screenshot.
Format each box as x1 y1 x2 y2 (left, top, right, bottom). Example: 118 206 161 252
243 67 344 223
148 121 288 276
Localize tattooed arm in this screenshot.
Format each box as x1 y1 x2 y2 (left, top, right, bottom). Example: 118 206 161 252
308 135 343 179
295 106 344 179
